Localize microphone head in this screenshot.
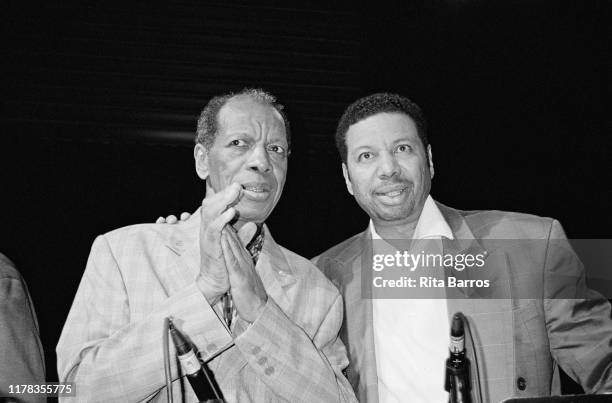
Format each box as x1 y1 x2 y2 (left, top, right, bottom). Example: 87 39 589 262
449 312 465 354
169 321 191 355
451 312 464 337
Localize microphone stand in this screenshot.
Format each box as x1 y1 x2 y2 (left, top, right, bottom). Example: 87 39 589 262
169 319 224 403
445 312 471 403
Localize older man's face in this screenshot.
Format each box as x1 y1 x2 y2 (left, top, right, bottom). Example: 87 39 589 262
342 112 433 226
196 96 289 224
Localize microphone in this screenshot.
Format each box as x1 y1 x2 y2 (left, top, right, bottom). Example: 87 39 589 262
445 312 472 403
169 319 224 403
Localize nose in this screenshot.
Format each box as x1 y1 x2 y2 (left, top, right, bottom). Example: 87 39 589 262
378 151 400 179
247 144 271 173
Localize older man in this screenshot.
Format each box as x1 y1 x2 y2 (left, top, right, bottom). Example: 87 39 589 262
57 89 356 402
314 93 612 402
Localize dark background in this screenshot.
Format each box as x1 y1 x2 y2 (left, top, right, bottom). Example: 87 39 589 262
1 0 609 393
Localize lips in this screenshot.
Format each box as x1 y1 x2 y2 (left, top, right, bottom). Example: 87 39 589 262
374 184 409 197
241 182 272 201
371 183 412 206
380 188 406 197
242 182 270 192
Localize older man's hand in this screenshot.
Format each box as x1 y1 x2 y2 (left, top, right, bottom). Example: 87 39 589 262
221 224 267 323
196 183 243 305
156 185 266 319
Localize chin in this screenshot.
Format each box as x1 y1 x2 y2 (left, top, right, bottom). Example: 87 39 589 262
378 213 413 223
235 207 270 224
376 206 415 222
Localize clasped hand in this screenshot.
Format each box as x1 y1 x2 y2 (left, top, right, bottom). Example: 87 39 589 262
197 183 267 323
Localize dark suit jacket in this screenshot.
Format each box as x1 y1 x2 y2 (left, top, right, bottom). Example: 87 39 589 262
0 253 45 403
314 203 612 402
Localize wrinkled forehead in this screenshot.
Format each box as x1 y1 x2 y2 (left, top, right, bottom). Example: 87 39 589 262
218 96 286 136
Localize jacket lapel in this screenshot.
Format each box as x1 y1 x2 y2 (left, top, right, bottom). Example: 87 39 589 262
160 209 202 296
437 202 490 299
254 226 296 310
437 203 515 402
211 224 298 380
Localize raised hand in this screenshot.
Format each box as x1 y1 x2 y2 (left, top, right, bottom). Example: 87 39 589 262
196 183 242 305
155 184 266 320
221 224 268 323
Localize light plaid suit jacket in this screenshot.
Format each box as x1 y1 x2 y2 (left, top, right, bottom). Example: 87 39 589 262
57 209 357 402
314 203 612 402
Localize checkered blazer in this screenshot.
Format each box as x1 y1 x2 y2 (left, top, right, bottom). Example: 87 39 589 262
57 209 357 402
314 202 612 402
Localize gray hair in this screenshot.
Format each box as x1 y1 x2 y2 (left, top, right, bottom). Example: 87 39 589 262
195 88 291 150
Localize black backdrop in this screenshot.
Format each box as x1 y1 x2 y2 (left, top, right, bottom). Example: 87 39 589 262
1 0 609 392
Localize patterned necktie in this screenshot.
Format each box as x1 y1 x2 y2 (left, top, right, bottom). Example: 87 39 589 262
222 225 265 329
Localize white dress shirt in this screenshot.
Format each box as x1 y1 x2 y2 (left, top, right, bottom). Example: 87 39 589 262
371 196 454 403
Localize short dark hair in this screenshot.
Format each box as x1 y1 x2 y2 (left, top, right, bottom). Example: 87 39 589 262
335 93 428 163
195 88 291 150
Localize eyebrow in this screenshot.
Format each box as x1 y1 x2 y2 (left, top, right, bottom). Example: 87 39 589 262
221 130 252 138
222 130 288 145
267 138 289 148
350 145 374 155
351 138 414 150
391 136 416 145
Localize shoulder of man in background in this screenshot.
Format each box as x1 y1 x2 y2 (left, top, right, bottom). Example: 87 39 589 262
0 253 46 403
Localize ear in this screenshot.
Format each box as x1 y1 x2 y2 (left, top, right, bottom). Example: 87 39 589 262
427 144 435 179
342 163 354 196
194 143 209 180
